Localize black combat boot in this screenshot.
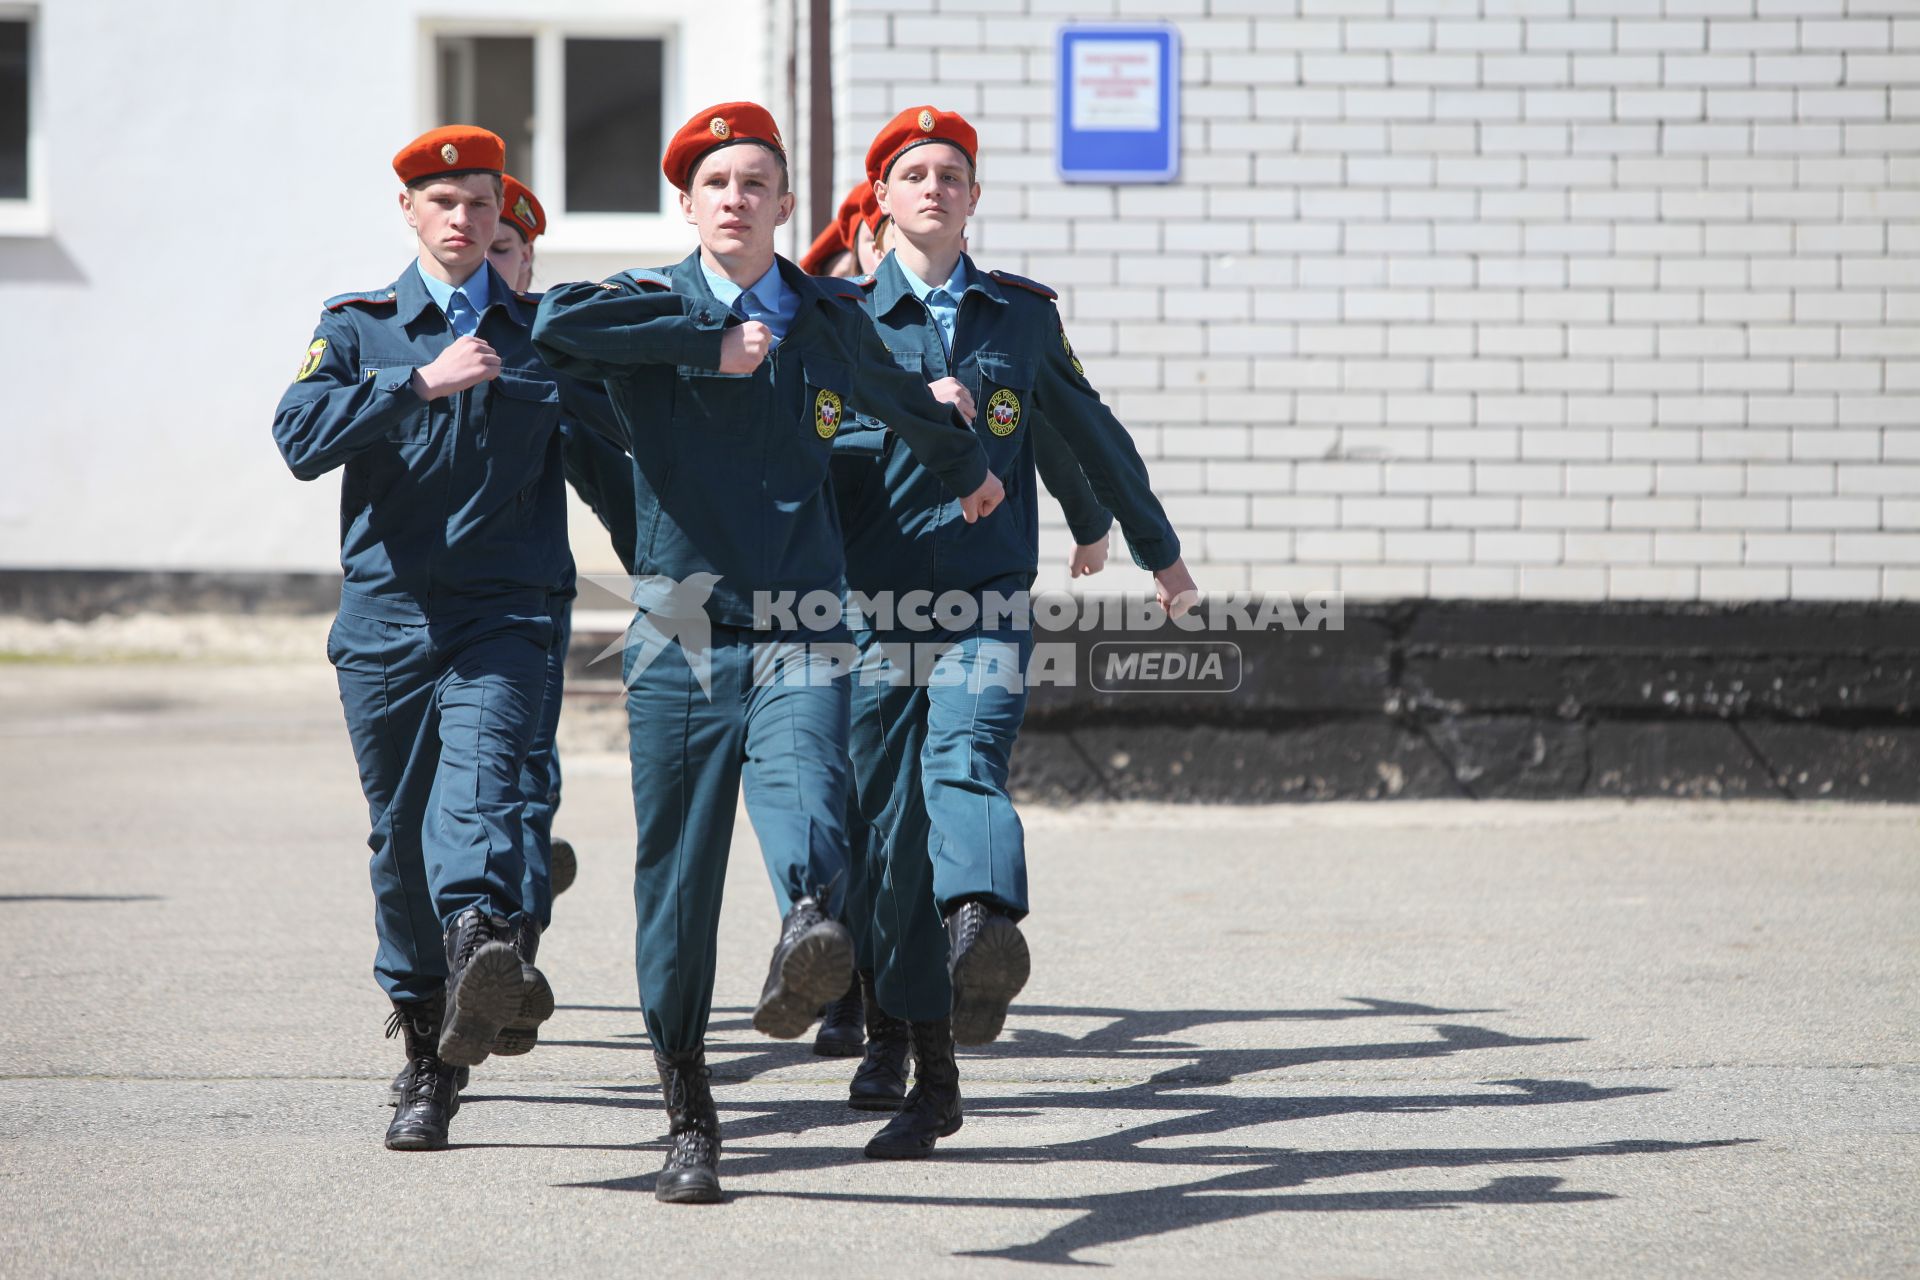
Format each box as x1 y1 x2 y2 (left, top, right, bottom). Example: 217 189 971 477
862 1018 962 1159
384 995 461 1151
490 916 555 1057
813 977 866 1058
751 895 854 1041
946 900 1029 1045
652 1047 722 1204
438 908 524 1068
848 971 911 1111
550 837 578 897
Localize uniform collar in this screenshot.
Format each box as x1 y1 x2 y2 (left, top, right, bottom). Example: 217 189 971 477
669 250 856 335
871 250 1003 320
698 254 787 315
895 253 967 306
413 258 490 314
396 260 524 327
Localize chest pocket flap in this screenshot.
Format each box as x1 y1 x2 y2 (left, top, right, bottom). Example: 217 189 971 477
493 371 560 405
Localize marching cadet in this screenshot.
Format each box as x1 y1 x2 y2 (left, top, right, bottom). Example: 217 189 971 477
486 175 639 910
273 127 591 1152
488 185 642 589
799 181 883 278
813 216 1118 1084
832 106 1197 1159
530 101 1006 1204
799 178 889 1061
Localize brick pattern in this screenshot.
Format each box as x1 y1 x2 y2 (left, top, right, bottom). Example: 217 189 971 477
825 0 1920 601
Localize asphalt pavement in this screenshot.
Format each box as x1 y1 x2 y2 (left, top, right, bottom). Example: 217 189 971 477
0 659 1914 1277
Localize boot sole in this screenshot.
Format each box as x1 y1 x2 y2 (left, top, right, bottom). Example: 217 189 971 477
551 839 578 897
812 1032 865 1058
950 916 1030 1046
847 1092 907 1113
384 1125 449 1152
863 1112 963 1160
490 963 556 1057
752 923 854 1041
438 943 523 1067
655 1172 722 1205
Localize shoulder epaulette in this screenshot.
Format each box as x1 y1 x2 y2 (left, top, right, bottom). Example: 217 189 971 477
831 285 865 303
623 269 674 292
855 274 878 291
515 289 544 305
989 269 1057 301
324 289 398 311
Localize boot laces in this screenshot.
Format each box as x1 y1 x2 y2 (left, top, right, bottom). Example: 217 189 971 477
401 1055 445 1107
452 913 493 970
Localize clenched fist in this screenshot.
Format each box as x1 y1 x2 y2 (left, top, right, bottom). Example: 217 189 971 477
718 321 774 374
411 336 501 400
1069 535 1110 578
960 471 1006 524
1153 556 1201 620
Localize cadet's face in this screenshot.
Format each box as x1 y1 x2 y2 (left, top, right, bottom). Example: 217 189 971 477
680 145 794 261
877 144 977 244
854 219 880 274
400 175 500 275
488 226 533 292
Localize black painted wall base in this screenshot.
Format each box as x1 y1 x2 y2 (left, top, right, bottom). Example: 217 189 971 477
1011 600 1920 803
1013 719 1920 803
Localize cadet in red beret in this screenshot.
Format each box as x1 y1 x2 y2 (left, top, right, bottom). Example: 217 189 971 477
828 105 1197 1161
475 173 640 973
799 182 884 278
272 125 606 1154
487 174 544 292
532 99 1007 1205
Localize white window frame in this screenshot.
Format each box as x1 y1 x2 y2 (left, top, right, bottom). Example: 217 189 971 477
0 4 47 238
418 18 681 255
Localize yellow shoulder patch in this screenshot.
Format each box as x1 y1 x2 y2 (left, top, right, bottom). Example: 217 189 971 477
297 338 327 381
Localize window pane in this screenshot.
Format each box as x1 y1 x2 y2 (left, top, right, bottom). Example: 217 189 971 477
0 22 27 200
434 36 535 182
565 38 664 214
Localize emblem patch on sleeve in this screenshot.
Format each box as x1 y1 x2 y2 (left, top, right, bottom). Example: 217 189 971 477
986 388 1022 437
814 388 843 439
297 339 327 381
1061 327 1084 377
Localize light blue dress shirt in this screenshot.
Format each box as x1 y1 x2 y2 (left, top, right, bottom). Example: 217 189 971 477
416 260 491 337
894 254 967 359
699 257 796 344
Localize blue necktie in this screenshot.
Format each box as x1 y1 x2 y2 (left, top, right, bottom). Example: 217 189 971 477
446 288 477 338
928 288 956 357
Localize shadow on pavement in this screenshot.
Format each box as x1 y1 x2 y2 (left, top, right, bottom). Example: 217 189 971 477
525 997 1754 1261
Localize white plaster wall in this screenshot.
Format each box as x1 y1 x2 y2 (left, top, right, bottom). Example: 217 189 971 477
0 0 773 577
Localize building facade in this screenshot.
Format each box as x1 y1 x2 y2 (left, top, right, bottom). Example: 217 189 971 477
1 0 1915 601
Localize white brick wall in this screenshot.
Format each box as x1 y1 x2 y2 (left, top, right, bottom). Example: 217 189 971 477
826 0 1920 601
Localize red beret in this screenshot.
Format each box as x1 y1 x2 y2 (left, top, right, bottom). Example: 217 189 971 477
501 175 545 242
663 102 786 193
865 106 977 185
799 182 883 275
841 182 882 242
392 125 505 185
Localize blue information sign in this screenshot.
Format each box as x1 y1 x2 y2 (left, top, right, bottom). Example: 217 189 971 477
1056 24 1181 184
